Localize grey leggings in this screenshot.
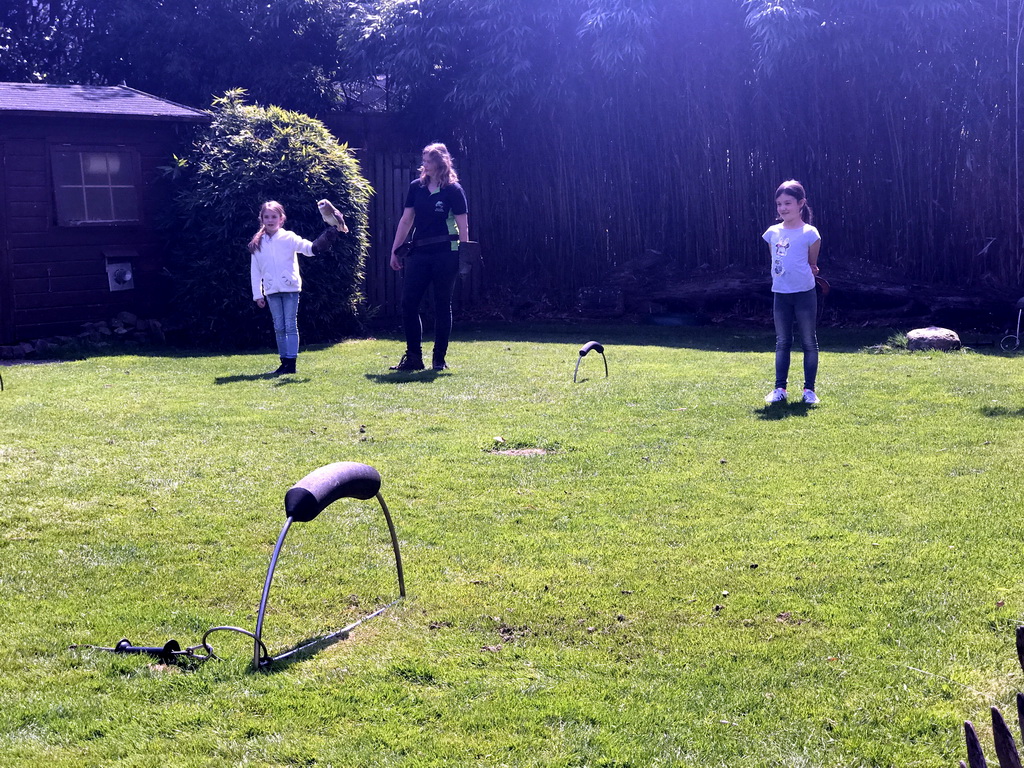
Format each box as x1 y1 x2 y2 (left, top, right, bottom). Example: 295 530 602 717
773 288 818 391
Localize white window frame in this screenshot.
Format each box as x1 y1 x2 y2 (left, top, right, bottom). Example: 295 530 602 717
51 146 141 226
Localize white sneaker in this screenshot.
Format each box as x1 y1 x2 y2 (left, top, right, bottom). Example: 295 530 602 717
765 387 787 404
802 389 820 405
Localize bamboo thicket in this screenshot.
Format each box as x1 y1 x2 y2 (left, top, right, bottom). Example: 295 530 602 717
412 1 1024 307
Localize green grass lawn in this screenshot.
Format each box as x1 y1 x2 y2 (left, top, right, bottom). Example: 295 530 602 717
1 323 1023 767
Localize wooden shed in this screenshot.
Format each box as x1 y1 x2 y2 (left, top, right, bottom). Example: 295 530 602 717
0 83 210 345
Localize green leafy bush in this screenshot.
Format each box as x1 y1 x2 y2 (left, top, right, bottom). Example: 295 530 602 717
164 90 372 347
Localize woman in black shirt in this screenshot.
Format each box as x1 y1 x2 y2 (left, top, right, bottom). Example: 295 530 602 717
388 143 469 371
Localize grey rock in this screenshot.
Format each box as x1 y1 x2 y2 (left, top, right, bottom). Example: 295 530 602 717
907 326 962 351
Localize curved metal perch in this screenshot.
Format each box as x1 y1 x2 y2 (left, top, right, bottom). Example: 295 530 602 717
573 341 608 383
252 461 405 670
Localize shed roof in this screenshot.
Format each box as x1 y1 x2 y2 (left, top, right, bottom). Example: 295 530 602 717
0 83 210 122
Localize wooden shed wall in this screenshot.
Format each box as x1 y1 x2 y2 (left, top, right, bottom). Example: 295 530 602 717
0 115 195 344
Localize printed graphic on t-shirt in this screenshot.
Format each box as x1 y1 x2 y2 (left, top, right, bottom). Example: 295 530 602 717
773 237 790 276
435 200 445 212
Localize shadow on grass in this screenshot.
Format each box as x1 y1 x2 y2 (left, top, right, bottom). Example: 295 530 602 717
980 405 1024 418
272 376 311 386
214 372 279 384
213 373 312 385
258 601 401 674
257 632 352 674
754 402 815 420
364 370 447 384
35 324 1018 362
456 322 919 355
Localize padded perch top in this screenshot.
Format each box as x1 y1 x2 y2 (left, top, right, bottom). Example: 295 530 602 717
579 341 604 356
284 462 382 522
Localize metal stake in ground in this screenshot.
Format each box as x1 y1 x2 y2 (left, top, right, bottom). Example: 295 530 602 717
72 461 405 671
574 341 608 383
1000 296 1024 351
206 461 406 670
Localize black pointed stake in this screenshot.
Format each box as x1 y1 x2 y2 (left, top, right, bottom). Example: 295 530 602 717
966 720 990 768
993 706 1024 768
573 341 608 383
1016 626 1024 674
1016 693 1024 748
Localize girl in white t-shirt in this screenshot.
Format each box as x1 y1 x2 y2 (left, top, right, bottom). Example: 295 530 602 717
761 180 821 405
248 200 340 375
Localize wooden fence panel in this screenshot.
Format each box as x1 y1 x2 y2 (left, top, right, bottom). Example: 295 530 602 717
0 143 11 343
355 150 486 320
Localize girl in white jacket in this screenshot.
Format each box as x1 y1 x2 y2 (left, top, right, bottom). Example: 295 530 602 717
248 200 338 375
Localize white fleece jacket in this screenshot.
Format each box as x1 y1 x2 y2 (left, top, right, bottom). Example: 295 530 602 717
250 229 314 300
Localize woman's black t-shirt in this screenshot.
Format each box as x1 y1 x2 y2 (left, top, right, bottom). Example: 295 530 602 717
404 180 468 254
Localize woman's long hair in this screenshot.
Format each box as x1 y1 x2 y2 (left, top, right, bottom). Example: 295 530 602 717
418 143 458 188
248 200 286 253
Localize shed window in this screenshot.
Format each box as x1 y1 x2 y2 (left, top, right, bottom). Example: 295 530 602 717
52 149 140 225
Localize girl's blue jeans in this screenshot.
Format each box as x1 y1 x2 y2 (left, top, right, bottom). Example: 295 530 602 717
266 291 300 359
773 288 818 391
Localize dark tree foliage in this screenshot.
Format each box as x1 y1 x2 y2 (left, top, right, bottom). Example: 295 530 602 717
0 0 103 81
1 0 351 113
164 90 372 347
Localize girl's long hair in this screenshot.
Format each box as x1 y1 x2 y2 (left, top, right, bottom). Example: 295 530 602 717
248 201 286 253
775 179 813 224
418 143 458 188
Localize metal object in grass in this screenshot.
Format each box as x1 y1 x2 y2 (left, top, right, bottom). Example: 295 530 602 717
962 698 1024 768
71 461 405 671
999 296 1024 351
573 341 608 383
68 637 212 665
959 625 1024 767
229 461 405 670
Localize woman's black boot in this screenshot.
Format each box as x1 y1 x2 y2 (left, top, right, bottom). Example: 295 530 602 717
389 353 424 371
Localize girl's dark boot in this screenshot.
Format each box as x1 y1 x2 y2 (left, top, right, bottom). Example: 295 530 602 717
272 357 288 375
283 357 297 374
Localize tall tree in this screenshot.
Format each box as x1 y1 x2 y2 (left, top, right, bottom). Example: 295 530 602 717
0 0 109 81
344 0 1024 300
1 0 353 113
